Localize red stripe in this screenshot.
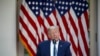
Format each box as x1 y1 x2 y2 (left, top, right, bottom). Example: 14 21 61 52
38 15 49 40
19 17 37 46
68 12 79 55
46 16 54 26
55 17 66 41
61 14 78 55
61 16 70 41
37 16 44 25
21 5 41 44
53 10 65 41
19 30 36 56
78 42 83 56
69 12 78 36
37 16 47 42
59 27 65 41
84 11 89 30
69 33 78 55
21 5 38 32
78 17 89 55
54 14 65 41
68 29 78 55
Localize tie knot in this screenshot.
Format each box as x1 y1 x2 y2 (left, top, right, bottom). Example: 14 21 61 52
53 40 56 44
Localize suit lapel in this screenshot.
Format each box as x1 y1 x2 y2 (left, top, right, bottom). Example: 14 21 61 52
57 41 63 56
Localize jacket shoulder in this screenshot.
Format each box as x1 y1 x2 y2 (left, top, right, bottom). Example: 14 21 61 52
60 40 70 46
38 40 50 46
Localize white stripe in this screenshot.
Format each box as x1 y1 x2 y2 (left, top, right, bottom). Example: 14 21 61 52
40 10 50 28
70 7 78 28
49 13 57 26
64 13 78 47
20 10 38 39
69 7 80 55
40 10 50 40
78 32 87 56
69 40 77 56
22 2 43 42
81 14 89 47
39 10 49 41
70 7 87 55
56 9 67 40
41 26 48 40
19 23 37 53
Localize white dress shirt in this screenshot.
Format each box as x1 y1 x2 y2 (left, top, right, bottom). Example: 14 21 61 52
50 40 59 56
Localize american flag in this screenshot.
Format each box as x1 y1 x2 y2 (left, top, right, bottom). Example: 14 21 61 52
39 0 58 40
55 0 78 56
70 0 89 56
19 0 41 56
18 0 89 56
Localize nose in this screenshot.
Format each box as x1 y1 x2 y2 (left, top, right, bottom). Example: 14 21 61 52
53 33 57 37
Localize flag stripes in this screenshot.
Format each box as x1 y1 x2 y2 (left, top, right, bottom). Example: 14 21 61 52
18 0 89 56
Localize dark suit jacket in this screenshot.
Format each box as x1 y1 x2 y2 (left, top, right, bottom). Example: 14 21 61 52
36 40 71 56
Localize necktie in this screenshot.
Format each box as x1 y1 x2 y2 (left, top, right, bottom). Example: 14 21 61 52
53 40 57 56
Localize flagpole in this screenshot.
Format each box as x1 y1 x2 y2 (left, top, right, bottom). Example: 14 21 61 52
90 0 97 56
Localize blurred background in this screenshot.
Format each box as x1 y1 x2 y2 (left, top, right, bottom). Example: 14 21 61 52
0 0 99 56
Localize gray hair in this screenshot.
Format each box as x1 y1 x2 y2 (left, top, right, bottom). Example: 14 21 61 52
47 25 59 32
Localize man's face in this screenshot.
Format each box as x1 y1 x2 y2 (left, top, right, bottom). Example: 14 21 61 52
48 28 60 41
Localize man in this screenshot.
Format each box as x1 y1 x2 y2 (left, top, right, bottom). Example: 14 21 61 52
36 26 71 56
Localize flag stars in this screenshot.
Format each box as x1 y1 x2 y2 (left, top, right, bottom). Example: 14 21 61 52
62 1 65 5
75 7 77 10
46 7 49 11
40 2 42 6
45 12 48 16
28 1 31 5
82 8 84 11
40 0 55 17
79 3 82 6
72 1 75 4
50 3 53 6
55 1 58 4
61 11 64 15
49 8 52 11
76 2 78 5
36 2 38 5
82 3 85 6
78 8 81 11
66 2 68 5
55 0 70 15
69 2 72 6
77 12 80 16
59 1 61 4
32 6 35 10
35 11 39 15
65 7 68 10
32 1 35 5
61 6 64 10
58 6 61 9
86 4 88 7
70 0 88 17
36 7 38 10
46 3 49 6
